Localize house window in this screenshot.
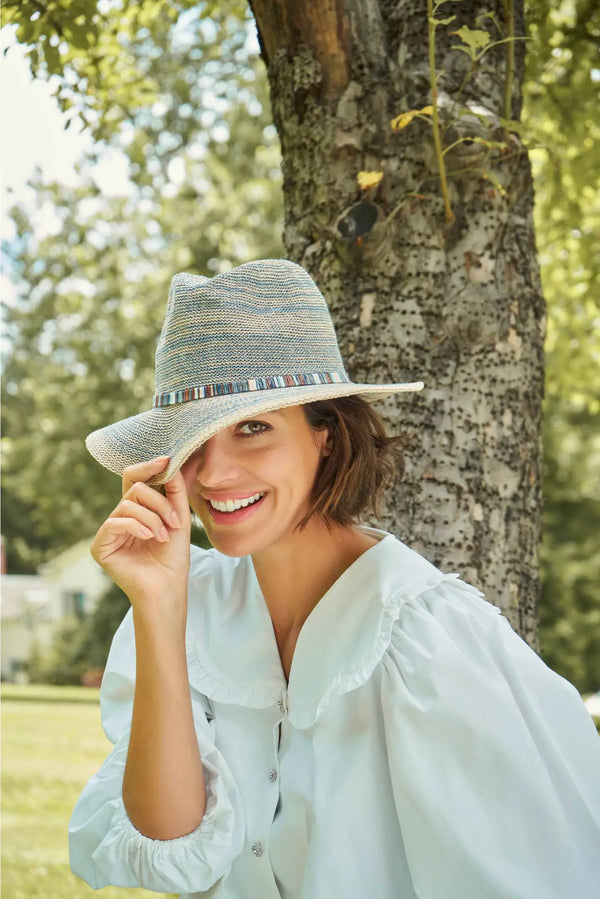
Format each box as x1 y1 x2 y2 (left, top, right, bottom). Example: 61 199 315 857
63 590 86 618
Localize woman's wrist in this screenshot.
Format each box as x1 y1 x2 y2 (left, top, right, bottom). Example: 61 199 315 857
130 589 189 642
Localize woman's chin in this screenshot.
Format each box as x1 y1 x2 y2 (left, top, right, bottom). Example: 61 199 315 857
201 522 269 558
197 500 316 558
204 522 294 559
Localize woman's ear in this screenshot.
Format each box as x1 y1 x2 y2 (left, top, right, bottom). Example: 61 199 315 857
320 423 333 457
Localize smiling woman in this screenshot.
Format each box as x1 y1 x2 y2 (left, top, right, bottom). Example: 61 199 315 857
69 259 600 899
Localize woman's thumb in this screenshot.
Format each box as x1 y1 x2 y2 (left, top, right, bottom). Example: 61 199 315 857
164 470 191 527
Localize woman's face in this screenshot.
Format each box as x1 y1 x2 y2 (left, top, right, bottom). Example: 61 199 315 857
180 405 331 557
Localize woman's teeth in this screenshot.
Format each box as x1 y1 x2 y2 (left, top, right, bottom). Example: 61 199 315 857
209 492 265 513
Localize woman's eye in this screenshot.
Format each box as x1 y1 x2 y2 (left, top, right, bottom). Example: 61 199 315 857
238 420 270 437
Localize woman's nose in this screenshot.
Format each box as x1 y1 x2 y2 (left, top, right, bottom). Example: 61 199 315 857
194 435 240 486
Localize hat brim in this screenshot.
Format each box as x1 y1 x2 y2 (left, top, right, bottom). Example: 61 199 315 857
85 380 424 486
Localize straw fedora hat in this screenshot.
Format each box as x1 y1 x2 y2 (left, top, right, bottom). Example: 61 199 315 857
85 259 424 485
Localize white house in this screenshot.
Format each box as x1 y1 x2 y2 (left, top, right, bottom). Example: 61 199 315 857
1 574 52 681
38 538 110 620
1 538 110 681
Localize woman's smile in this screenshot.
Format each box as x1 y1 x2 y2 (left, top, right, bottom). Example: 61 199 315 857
204 491 268 524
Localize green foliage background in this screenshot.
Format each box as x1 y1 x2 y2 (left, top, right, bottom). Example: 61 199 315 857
1 0 598 691
524 0 599 691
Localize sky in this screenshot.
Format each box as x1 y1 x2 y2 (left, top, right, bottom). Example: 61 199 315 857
1 33 89 198
0 26 131 304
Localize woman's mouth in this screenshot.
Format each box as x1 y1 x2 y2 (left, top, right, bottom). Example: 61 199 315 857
205 492 267 524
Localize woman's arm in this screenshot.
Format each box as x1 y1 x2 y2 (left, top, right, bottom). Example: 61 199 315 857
90 456 206 839
123 596 207 838
69 600 246 893
381 576 600 898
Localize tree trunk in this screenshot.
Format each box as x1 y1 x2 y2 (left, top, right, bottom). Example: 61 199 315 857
248 0 545 645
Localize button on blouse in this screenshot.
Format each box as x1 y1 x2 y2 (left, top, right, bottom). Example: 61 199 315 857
69 526 600 898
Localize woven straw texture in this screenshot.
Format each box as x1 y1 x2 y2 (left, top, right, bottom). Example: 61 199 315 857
85 259 423 485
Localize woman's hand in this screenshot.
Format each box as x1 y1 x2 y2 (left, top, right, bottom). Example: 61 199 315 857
90 456 192 608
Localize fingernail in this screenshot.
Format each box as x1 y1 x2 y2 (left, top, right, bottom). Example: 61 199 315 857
160 526 170 541
170 511 181 527
140 525 153 538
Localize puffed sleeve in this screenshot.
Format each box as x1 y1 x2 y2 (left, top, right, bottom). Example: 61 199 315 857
381 577 600 899
68 606 245 893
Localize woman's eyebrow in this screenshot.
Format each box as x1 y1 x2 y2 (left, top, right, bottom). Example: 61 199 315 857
243 410 285 419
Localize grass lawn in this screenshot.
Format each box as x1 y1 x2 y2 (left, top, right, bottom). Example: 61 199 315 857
1 684 176 899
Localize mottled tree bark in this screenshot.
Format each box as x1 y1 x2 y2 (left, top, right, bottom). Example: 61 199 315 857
248 0 545 645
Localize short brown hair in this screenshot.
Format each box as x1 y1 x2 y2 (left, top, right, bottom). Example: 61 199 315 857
297 395 405 530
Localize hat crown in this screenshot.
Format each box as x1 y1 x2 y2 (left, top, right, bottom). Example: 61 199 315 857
155 259 346 394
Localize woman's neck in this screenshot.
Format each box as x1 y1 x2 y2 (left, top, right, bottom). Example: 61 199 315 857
251 519 379 638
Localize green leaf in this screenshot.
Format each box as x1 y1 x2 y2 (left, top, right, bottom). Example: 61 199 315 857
429 15 456 26
65 23 93 50
452 25 491 50
450 44 475 58
42 40 61 75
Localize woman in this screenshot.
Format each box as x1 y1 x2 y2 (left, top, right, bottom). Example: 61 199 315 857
70 259 600 898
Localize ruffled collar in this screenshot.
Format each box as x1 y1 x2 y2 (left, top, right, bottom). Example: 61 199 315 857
186 527 457 729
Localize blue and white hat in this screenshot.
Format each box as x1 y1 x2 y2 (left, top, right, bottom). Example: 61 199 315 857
85 259 424 484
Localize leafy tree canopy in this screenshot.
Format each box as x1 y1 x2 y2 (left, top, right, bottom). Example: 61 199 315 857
524 0 600 692
1 1 249 144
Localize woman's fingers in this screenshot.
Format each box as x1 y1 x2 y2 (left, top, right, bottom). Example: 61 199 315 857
109 458 192 554
92 458 192 599
112 499 172 542
91 517 155 561
120 478 183 531
122 456 170 495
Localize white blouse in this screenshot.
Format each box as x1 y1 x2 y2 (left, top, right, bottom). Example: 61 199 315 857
69 526 600 898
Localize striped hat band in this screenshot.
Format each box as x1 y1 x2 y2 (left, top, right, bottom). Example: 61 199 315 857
153 372 349 407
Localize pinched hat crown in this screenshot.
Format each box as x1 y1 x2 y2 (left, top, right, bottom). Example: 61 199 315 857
153 261 349 405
